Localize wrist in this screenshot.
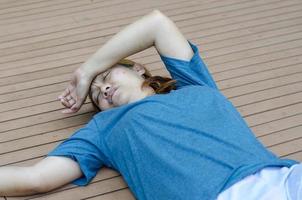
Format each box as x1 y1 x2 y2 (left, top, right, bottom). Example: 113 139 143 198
75 66 94 82
78 61 100 80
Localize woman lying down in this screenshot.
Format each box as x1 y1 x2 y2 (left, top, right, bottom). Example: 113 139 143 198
0 10 301 200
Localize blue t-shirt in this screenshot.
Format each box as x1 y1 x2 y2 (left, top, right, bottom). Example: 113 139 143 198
48 42 298 200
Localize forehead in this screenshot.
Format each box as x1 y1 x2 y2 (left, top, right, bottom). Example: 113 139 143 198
96 65 133 79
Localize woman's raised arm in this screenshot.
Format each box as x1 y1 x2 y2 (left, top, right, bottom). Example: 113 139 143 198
59 10 193 113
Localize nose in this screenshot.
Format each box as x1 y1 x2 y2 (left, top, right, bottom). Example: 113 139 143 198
102 85 111 97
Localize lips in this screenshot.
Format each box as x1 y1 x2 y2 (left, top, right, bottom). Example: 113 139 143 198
107 87 117 104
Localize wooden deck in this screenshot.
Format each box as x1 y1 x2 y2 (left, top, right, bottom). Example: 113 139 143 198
0 0 302 199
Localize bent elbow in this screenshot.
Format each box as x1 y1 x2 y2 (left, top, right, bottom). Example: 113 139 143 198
149 9 174 30
150 9 167 22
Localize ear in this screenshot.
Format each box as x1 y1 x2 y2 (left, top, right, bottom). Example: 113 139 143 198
132 63 146 76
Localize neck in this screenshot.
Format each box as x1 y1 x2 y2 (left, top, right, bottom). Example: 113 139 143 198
129 86 155 103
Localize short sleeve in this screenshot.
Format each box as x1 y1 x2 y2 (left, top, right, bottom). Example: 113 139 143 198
159 41 218 90
47 118 109 186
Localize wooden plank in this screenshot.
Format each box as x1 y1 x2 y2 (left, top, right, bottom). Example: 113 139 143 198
8 176 128 200
0 21 300 92
0 0 251 45
1 0 300 69
0 74 71 94
0 41 301 105
245 103 302 127
0 20 295 84
0 125 82 154
0 112 93 143
0 82 67 104
203 38 302 66
0 0 98 18
2 24 302 90
83 188 135 200
214 54 302 82
0 141 65 166
284 151 302 161
0 0 263 36
0 0 195 36
0 0 53 10
0 0 138 26
269 137 302 158
208 45 302 74
238 92 302 117
0 0 194 37
0 103 93 133
252 114 302 137
229 81 302 106
0 0 288 51
2 25 301 88
0 0 298 56
259 125 302 148
221 72 302 98
0 91 66 112
2 18 302 83
1 39 302 96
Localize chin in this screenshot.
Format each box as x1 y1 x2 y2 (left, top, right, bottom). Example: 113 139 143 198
112 92 129 106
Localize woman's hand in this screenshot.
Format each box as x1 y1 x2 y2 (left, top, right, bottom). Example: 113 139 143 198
58 68 93 114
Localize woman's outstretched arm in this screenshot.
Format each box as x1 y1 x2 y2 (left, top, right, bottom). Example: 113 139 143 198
59 10 193 113
0 156 82 197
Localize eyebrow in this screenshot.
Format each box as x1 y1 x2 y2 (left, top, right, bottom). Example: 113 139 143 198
96 90 101 105
103 70 111 81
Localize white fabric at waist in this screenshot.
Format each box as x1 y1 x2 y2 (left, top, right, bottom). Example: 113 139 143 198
217 164 301 200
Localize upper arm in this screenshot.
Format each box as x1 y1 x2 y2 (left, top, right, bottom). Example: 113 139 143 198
151 11 218 90
152 10 194 61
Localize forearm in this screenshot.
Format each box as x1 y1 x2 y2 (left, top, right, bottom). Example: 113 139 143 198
0 157 82 196
80 10 162 78
0 166 36 196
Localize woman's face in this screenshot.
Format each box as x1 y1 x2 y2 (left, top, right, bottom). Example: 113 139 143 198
89 64 154 111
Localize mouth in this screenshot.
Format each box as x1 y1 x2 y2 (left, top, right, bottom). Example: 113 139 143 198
108 87 118 104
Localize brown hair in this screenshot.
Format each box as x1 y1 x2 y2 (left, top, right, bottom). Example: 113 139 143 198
89 59 176 111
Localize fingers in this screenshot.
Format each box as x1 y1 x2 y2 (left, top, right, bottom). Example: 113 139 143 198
61 108 76 114
69 100 82 113
60 95 84 114
58 88 70 100
58 76 90 114
61 101 81 114
60 96 76 109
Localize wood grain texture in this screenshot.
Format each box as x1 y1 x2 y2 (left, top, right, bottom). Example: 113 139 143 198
1 0 302 199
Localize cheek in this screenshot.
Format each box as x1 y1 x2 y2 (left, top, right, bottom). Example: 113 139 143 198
110 70 127 81
110 68 139 85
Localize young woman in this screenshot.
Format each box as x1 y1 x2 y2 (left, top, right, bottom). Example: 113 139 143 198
0 10 301 200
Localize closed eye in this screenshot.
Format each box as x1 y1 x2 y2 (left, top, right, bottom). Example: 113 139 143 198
91 85 101 105
103 70 111 81
95 90 101 105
